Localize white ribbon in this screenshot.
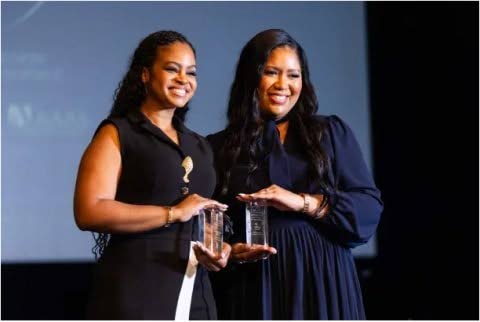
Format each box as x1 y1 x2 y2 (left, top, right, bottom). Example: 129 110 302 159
174 241 198 320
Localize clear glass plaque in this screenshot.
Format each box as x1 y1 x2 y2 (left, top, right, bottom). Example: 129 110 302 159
198 207 224 255
245 200 268 246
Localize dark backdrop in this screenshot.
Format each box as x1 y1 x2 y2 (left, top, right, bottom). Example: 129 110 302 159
363 2 478 319
2 2 478 319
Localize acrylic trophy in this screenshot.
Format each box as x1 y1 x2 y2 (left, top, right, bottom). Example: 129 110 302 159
198 207 224 255
245 200 268 246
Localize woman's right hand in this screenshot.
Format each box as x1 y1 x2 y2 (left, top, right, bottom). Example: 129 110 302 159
230 243 277 263
173 194 228 223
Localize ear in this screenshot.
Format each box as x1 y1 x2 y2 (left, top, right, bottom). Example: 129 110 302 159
141 67 150 84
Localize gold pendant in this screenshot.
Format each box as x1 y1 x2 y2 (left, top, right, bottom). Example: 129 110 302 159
181 156 193 183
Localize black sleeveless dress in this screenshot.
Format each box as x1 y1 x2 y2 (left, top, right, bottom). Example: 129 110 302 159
207 115 383 320
86 110 217 320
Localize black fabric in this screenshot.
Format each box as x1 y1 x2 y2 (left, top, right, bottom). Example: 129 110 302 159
261 119 292 190
207 115 383 319
86 111 217 319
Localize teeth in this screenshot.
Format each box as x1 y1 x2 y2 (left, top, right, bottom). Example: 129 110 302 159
172 88 186 96
271 95 287 103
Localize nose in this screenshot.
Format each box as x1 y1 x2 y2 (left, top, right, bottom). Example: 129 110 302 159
274 74 288 89
175 71 188 84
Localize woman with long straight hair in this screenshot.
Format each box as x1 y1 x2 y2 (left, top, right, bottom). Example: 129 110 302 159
208 29 383 319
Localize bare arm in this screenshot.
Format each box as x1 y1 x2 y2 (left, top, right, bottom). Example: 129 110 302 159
236 185 329 218
73 124 226 233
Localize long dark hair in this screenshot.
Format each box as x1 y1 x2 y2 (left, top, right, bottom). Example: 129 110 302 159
108 30 196 121
217 29 331 195
92 31 195 260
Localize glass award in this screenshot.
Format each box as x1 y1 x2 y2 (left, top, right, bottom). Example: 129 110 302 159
245 200 268 246
198 207 224 255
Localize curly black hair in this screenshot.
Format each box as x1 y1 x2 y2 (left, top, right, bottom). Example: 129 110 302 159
109 30 196 121
92 30 196 260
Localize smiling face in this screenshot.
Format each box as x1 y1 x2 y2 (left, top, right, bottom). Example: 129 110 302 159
142 41 197 110
257 46 302 120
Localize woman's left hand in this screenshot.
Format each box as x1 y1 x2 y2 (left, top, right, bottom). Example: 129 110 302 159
193 242 232 272
236 184 303 212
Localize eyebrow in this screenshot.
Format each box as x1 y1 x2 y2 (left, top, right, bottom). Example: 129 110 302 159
164 61 197 69
264 66 300 73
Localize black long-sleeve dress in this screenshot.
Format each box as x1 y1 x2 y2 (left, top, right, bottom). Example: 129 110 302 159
207 115 383 320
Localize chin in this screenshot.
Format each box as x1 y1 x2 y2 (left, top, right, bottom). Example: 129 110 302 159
261 102 294 119
168 97 190 109
271 107 290 118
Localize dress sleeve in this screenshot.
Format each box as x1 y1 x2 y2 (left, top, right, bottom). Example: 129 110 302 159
319 115 383 248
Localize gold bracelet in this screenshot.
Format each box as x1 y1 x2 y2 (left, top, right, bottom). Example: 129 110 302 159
164 206 173 227
300 194 328 219
299 193 310 214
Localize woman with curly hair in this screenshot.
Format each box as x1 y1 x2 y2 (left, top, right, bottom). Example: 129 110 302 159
207 29 383 319
74 30 230 319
